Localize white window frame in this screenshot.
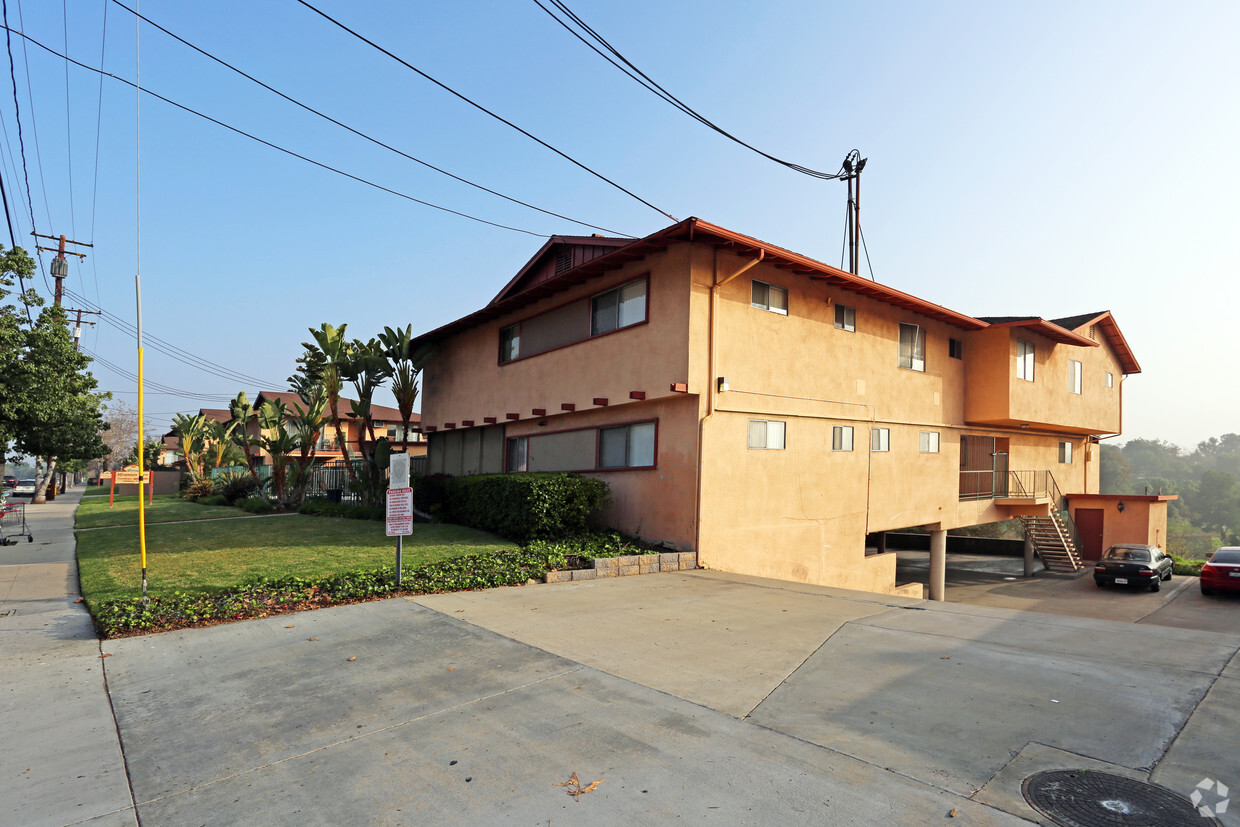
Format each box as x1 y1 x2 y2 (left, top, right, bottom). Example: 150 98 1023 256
1059 441 1073 464
751 280 788 315
1069 360 1082 394
919 431 940 453
1017 339 1035 381
832 425 854 452
870 427 889 452
898 323 925 372
747 419 786 450
834 304 856 331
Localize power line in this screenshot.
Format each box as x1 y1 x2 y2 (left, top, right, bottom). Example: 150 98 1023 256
14 0 54 235
3 0 37 237
109 0 634 239
531 0 848 181
83 346 236 401
4 27 557 239
64 287 286 389
293 0 677 222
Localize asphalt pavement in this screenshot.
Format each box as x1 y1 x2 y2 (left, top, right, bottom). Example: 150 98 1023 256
4 493 1239 825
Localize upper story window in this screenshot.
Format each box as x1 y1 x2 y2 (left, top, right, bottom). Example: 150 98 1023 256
919 431 940 453
599 421 656 468
499 324 521 363
949 338 963 360
751 280 788 315
1058 441 1073 464
1106 372 1114 388
499 276 648 364
1069 360 1083 394
1017 339 1035 381
834 304 856 331
898 323 925 371
591 279 647 336
748 419 786 450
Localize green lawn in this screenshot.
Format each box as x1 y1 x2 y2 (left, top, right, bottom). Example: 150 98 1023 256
77 492 242 528
76 501 519 604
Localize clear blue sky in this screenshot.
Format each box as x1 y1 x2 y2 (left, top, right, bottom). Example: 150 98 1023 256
3 0 1235 450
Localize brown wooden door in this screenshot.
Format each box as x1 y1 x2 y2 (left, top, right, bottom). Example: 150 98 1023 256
1075 508 1105 560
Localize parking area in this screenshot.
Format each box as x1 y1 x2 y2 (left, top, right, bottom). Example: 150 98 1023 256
894 550 1240 632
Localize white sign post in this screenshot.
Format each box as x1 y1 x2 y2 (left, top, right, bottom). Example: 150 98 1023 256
386 487 414 586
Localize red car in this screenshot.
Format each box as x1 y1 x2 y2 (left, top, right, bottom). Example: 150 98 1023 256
1200 547 1240 596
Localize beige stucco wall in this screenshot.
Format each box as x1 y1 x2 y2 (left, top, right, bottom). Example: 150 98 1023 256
420 246 694 431
965 326 1123 434
417 240 1128 597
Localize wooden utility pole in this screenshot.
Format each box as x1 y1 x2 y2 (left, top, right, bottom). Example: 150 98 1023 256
32 232 92 307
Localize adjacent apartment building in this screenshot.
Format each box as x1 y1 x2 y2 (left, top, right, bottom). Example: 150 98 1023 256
412 218 1151 596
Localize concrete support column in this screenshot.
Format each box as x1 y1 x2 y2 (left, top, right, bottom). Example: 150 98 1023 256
877 532 887 555
929 530 947 601
1024 534 1036 578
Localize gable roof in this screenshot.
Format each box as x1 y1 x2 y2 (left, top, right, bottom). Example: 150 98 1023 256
413 217 989 348
253 392 416 423
410 217 1141 374
489 235 633 305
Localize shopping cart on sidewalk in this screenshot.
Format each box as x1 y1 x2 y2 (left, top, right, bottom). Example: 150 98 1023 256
1 500 33 544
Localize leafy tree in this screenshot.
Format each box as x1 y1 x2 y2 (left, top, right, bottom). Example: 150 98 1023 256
227 392 260 484
1195 470 1240 542
1099 444 1134 494
9 305 109 502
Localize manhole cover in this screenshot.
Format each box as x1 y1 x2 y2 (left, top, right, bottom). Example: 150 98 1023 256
1022 770 1217 826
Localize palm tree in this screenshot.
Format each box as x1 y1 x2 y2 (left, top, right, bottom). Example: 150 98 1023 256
378 325 432 452
228 392 260 484
309 323 359 488
171 413 207 481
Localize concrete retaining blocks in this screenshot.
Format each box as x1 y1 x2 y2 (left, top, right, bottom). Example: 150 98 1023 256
544 550 698 584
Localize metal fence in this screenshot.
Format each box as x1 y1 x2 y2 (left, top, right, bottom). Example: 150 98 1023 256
302 456 427 502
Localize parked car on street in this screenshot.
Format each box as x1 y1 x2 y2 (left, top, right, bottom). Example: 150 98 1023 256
11 479 36 497
1094 544 1173 591
1200 547 1240 596
3 475 15 488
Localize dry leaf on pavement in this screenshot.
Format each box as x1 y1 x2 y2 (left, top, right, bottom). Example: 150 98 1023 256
555 771 603 800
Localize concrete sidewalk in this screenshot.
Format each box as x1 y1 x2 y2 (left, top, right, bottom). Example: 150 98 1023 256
0 487 136 827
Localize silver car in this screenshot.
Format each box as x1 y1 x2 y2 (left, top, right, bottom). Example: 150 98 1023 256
12 479 36 497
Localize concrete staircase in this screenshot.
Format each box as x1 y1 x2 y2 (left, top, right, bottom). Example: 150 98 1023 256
1019 511 1084 572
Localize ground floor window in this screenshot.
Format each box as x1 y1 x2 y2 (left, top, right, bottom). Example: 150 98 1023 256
599 421 657 468
748 419 786 450
919 431 940 453
832 425 854 451
870 427 889 451
507 436 528 472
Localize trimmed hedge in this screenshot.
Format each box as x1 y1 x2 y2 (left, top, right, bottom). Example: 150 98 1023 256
91 547 571 637
442 473 609 543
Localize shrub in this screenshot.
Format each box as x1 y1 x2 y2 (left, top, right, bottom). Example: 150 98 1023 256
415 473 451 513
442 473 609 543
182 477 215 501
298 498 383 521
217 470 263 504
1171 554 1204 577
90 546 573 637
198 494 229 507
239 496 275 514
525 531 655 559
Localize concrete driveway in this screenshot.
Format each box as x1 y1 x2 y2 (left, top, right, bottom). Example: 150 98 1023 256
90 570 1239 825
896 549 1240 633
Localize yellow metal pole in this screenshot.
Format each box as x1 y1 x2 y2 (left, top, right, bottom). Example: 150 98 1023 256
137 276 147 601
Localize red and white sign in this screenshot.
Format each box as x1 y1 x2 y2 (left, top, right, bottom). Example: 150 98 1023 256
386 488 413 537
